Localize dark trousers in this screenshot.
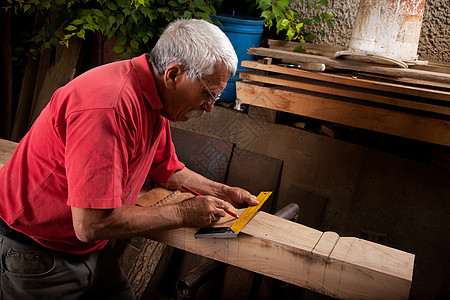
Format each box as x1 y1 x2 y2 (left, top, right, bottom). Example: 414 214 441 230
0 231 135 300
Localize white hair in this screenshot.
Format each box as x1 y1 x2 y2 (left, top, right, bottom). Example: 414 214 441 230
150 19 238 81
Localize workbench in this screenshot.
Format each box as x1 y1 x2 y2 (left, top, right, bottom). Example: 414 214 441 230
236 41 450 147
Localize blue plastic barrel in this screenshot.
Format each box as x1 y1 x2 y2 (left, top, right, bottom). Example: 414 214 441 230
214 14 264 102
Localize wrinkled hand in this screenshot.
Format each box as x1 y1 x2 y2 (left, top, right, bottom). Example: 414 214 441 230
222 186 258 209
176 196 231 227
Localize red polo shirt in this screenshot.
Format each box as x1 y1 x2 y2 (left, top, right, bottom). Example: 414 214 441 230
0 54 184 255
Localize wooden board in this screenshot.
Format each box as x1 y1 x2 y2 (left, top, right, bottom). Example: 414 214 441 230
248 47 450 84
236 82 450 147
241 60 450 102
141 188 415 300
240 70 450 116
265 39 450 75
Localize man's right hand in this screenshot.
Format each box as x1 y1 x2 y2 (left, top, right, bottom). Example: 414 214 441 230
176 195 230 227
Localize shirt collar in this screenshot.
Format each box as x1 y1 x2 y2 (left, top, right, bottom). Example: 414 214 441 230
131 54 163 110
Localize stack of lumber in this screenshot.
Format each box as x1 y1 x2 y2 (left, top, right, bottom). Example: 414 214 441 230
236 41 450 147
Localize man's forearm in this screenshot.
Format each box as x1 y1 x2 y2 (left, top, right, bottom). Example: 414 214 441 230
158 167 227 198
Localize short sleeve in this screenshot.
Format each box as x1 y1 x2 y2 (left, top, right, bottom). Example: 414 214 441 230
65 109 130 209
147 120 184 182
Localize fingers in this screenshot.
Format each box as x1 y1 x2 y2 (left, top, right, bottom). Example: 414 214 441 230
225 187 258 208
177 196 228 227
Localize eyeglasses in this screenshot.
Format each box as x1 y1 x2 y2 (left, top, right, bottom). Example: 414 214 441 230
198 76 221 105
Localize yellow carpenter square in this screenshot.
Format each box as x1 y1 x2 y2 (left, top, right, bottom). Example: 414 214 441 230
194 191 272 239
230 191 272 235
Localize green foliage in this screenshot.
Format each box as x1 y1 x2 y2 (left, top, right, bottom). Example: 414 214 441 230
256 0 333 44
8 0 332 59
8 0 220 58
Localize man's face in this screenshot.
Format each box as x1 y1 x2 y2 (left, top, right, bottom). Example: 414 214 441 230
161 63 230 122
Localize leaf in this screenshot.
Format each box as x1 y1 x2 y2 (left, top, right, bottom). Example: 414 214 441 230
130 39 139 49
286 27 295 40
293 45 305 53
106 2 117 11
72 19 84 25
168 0 178 7
260 10 271 20
305 33 316 41
93 9 104 18
273 2 286 19
299 18 312 25
112 45 125 53
41 1 51 9
77 29 86 39
116 34 127 46
65 25 77 31
23 4 31 12
108 15 116 26
131 9 140 23
182 10 192 18
258 0 271 10
116 14 124 26
117 0 129 8
158 7 169 13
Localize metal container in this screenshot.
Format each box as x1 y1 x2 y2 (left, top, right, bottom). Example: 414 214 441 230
348 0 426 61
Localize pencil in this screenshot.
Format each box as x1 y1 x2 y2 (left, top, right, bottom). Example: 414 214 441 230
181 185 239 218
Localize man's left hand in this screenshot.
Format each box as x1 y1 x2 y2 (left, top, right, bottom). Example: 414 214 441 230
221 186 259 208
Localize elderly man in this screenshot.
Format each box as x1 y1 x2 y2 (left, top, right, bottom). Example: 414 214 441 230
0 19 257 299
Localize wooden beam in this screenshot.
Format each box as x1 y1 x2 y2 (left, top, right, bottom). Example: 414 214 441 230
240 71 450 116
241 60 450 102
140 188 414 300
236 82 450 147
248 47 450 84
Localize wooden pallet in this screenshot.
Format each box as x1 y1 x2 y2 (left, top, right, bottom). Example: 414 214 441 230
237 45 450 147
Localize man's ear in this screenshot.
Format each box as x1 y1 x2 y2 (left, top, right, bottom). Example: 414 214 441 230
164 63 184 89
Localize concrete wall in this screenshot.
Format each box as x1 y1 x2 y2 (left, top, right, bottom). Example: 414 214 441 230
291 0 450 63
171 106 450 299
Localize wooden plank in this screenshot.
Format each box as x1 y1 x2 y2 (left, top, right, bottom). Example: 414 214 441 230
266 39 450 75
240 71 450 116
141 188 414 300
266 39 348 58
236 82 450 147
248 48 450 84
241 60 450 102
241 70 449 115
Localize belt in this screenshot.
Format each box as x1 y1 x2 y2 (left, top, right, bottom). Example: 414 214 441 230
0 217 40 246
